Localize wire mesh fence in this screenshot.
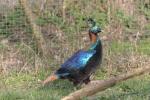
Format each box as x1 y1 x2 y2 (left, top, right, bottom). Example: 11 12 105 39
0 0 150 100
0 0 87 74
0 0 149 75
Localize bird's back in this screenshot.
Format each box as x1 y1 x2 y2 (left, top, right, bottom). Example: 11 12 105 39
55 39 102 85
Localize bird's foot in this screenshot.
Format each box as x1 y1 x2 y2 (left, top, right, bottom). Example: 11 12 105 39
84 78 90 84
73 85 81 91
73 87 77 91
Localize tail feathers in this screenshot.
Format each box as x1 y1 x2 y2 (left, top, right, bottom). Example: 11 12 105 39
42 74 58 86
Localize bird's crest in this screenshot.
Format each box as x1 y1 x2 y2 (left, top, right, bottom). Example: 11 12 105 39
83 18 101 34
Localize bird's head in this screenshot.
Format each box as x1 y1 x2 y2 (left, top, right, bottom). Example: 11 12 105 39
84 18 101 35
83 18 101 42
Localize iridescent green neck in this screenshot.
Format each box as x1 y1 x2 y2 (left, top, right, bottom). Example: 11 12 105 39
88 38 100 51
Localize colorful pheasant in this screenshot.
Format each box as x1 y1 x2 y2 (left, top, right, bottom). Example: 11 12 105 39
43 18 102 86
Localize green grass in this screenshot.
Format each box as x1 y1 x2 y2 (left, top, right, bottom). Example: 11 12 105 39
0 70 74 100
0 37 149 100
93 74 150 100
0 70 150 100
109 38 150 55
137 38 150 55
0 6 31 37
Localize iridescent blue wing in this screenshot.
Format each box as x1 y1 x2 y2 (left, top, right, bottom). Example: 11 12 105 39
61 50 96 70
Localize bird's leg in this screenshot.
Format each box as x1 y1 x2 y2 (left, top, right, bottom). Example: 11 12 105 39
83 77 91 84
73 80 80 86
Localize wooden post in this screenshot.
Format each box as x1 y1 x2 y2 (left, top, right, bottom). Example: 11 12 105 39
62 65 150 100
19 0 48 57
62 0 67 22
39 0 48 15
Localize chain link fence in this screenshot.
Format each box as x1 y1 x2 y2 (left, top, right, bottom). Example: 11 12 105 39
0 0 149 75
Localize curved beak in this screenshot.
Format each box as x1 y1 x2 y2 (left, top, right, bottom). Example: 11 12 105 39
42 74 58 86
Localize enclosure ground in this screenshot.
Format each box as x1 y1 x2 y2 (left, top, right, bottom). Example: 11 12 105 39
0 70 150 100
